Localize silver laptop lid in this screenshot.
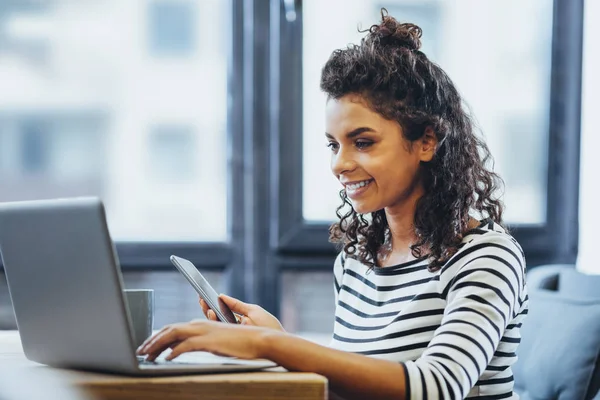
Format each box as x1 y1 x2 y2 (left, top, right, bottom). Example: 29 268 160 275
0 197 138 373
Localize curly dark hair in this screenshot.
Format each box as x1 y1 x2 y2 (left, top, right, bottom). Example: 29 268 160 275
323 9 505 272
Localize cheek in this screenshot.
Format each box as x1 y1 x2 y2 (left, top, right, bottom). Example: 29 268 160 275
375 160 420 192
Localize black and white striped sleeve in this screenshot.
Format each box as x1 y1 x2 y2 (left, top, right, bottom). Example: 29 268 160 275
333 251 345 305
402 235 525 399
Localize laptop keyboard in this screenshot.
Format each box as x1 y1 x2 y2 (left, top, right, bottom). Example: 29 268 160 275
137 355 240 366
139 358 186 365
137 356 190 365
138 358 177 365
135 353 279 369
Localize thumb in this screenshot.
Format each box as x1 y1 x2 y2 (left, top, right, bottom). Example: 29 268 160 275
219 294 252 315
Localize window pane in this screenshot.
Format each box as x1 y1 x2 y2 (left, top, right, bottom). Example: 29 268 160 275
0 1 229 241
148 125 198 183
303 0 552 225
149 0 196 57
281 271 335 337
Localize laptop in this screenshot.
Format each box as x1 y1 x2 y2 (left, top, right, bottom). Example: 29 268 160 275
0 197 276 375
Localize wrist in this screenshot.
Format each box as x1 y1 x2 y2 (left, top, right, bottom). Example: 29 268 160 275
255 328 285 359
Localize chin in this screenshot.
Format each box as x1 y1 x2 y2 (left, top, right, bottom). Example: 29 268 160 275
350 201 378 215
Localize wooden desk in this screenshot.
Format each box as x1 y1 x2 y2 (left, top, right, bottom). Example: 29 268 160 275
0 331 328 400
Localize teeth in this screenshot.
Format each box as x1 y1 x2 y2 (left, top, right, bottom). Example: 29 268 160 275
347 180 371 190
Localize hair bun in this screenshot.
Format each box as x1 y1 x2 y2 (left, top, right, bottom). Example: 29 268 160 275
369 9 422 51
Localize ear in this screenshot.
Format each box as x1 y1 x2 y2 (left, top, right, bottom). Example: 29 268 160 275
419 127 438 162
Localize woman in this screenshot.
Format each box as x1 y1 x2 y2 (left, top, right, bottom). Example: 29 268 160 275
137 10 527 400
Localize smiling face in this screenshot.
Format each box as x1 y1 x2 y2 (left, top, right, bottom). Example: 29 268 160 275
326 94 436 215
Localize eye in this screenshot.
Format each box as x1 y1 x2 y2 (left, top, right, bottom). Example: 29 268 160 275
355 140 373 149
327 142 339 152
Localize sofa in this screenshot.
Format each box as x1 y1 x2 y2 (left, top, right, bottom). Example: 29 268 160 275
514 265 600 399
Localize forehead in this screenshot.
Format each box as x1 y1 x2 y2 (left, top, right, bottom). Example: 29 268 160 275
325 95 396 136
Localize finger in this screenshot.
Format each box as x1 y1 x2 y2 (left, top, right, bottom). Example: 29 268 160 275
200 299 218 321
199 299 210 316
166 337 204 361
239 316 251 325
207 310 218 321
140 324 198 359
219 294 253 315
168 340 183 349
140 326 179 359
136 324 171 354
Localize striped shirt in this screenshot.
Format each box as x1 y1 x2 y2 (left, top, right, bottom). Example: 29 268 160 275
330 219 528 399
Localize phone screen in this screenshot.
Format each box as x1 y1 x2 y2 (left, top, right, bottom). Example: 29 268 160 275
170 255 238 324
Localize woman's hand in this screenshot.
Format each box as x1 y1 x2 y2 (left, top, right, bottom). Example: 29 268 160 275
136 320 276 361
200 294 285 332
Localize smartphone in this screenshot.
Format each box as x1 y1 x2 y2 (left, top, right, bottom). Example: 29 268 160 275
169 255 238 324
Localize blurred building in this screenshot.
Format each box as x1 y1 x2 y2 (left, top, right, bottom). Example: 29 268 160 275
0 0 228 241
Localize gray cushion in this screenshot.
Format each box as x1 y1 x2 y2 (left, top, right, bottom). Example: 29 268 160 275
526 264 572 291
558 269 600 300
514 289 600 400
557 269 600 399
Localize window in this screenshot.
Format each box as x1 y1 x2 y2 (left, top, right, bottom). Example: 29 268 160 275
281 271 336 335
0 2 51 66
0 0 232 329
0 1 230 247
0 122 19 174
0 115 106 202
302 0 553 225
148 125 197 183
148 0 196 56
138 124 228 242
20 121 48 173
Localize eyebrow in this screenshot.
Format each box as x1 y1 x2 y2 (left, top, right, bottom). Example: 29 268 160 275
325 127 376 139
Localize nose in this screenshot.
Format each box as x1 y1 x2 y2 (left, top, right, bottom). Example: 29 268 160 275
331 146 357 177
